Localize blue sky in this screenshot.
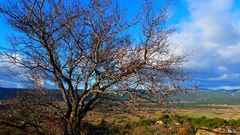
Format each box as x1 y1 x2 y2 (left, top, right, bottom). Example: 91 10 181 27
0 0 240 90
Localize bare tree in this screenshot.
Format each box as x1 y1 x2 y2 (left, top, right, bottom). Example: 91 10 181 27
0 0 188 134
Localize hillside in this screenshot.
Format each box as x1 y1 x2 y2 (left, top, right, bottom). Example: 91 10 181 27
0 88 62 100
170 89 240 105
1 88 240 104
0 88 26 99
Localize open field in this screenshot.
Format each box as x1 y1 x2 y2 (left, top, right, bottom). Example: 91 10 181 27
172 105 240 119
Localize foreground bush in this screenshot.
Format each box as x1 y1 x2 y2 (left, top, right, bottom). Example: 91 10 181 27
158 114 240 129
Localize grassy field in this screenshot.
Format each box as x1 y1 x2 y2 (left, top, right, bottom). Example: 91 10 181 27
170 90 240 120
172 105 240 119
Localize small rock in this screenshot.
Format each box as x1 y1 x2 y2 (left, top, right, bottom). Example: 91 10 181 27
195 129 215 135
213 127 225 133
226 127 237 134
175 122 181 126
155 120 164 125
213 127 237 134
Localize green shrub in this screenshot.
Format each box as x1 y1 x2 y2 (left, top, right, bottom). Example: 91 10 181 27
174 115 192 124
228 119 237 126
159 114 172 123
191 117 227 128
138 117 156 127
227 119 240 127
157 114 240 129
158 114 192 125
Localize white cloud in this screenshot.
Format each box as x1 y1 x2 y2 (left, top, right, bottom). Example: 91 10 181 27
0 55 58 89
217 44 240 63
218 66 228 72
171 0 240 89
208 85 240 90
207 74 228 81
0 55 30 88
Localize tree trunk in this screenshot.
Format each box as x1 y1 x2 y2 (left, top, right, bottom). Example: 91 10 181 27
63 119 70 135
72 123 81 135
62 117 81 135
66 104 82 135
69 116 82 135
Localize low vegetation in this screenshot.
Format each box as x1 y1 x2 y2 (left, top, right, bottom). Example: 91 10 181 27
159 115 240 129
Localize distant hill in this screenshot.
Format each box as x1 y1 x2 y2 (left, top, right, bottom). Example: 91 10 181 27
1 88 240 105
170 89 240 105
0 87 62 100
0 88 26 99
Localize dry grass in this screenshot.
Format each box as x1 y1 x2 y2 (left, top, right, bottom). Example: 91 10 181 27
172 105 240 119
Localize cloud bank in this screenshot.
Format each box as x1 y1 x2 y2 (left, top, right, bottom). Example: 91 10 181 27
171 0 240 89
0 55 30 88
